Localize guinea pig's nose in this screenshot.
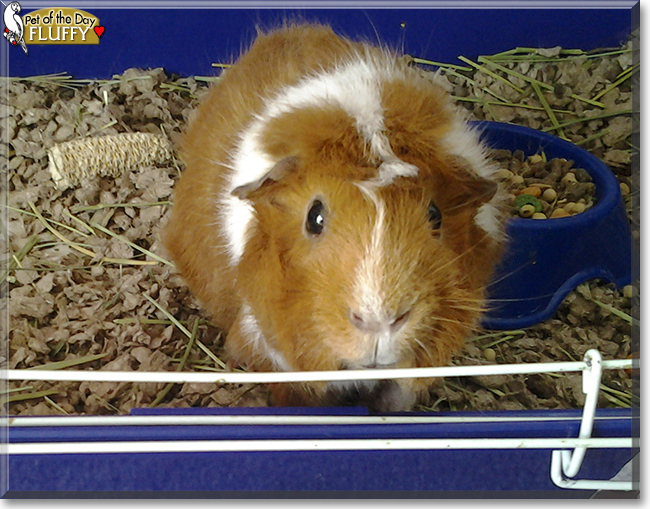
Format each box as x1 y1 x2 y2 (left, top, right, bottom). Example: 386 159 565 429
349 309 411 334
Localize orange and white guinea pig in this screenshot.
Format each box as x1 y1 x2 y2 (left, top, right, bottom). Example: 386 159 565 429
165 24 507 412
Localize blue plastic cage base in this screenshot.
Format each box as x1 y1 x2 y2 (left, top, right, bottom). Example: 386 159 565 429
5 407 638 494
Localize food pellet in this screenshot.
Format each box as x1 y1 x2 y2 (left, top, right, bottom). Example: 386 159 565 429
623 285 636 299
562 172 578 185
573 202 586 214
532 212 547 219
551 208 571 218
495 169 514 180
521 186 542 198
620 182 631 196
542 188 557 202
514 194 542 212
483 348 497 362
519 204 536 218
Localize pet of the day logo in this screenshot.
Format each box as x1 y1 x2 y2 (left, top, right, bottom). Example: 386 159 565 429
3 3 104 55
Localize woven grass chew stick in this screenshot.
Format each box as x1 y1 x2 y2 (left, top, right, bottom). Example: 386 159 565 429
47 133 174 189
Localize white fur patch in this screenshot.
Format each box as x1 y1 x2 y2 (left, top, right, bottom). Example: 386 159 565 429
221 120 275 264
441 119 503 238
352 184 401 367
354 183 386 321
475 202 503 239
376 158 419 186
441 119 496 179
221 52 419 264
240 304 293 372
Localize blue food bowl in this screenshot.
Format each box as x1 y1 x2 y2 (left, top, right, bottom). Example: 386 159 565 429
476 121 633 330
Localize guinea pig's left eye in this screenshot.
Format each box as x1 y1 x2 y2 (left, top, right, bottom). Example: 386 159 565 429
428 201 442 229
306 199 326 236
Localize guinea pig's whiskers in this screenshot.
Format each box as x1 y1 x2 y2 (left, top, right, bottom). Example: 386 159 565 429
482 260 559 308
485 259 533 287
445 303 486 314
430 314 472 328
410 335 429 357
445 295 488 304
428 230 495 280
442 187 502 215
217 160 237 171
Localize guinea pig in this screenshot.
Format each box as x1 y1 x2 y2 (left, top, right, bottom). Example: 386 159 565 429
165 23 507 412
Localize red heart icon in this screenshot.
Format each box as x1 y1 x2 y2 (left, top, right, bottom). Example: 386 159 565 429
94 26 105 38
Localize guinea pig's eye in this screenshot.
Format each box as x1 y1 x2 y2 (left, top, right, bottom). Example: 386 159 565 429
428 201 442 230
306 199 326 236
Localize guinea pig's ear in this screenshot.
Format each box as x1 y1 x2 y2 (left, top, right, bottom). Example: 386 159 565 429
231 156 299 201
444 156 499 210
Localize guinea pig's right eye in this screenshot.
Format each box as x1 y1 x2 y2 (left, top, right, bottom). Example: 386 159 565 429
306 200 326 236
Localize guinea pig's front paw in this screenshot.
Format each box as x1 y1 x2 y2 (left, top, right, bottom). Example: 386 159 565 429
370 380 417 413
325 379 417 413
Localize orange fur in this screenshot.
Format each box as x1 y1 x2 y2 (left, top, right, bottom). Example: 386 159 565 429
165 24 507 412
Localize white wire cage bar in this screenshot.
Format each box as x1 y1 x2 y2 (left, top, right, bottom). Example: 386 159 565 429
4 437 637 456
0 413 632 427
2 355 634 384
